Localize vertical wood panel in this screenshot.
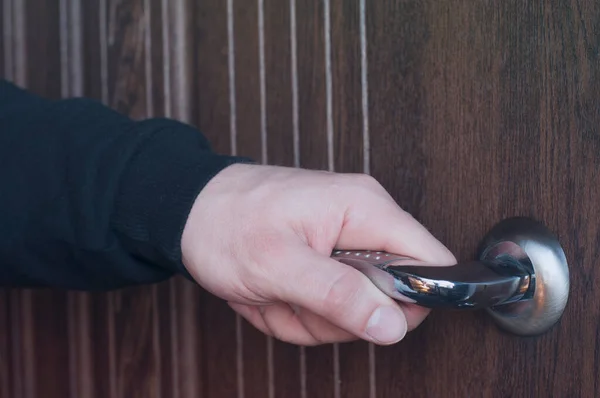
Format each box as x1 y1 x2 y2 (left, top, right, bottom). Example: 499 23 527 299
163 278 204 398
264 0 295 167
110 289 159 398
23 0 61 97
3 1 600 397
88 294 111 398
67 293 95 398
548 1 600 395
10 291 33 398
331 1 364 175
7 0 27 86
484 3 542 397
81 0 103 101
15 291 70 398
105 0 147 118
364 1 600 397
329 2 371 398
2 0 12 81
194 1 239 397
415 2 502 396
145 0 164 117
367 2 432 398
232 0 262 161
59 0 83 97
295 1 334 397
297 0 328 173
161 0 193 122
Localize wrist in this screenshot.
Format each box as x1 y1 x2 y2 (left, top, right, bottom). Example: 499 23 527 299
111 118 253 278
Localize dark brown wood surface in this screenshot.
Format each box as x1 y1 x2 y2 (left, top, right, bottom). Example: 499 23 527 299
2 0 599 397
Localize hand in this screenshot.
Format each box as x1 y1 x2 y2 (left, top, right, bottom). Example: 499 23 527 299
181 163 456 346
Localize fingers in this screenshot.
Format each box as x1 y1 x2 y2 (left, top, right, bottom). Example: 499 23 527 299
334 194 455 331
337 182 456 265
270 245 409 345
294 305 357 342
228 302 358 345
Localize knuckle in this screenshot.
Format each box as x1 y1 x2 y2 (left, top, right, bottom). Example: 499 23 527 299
353 173 380 188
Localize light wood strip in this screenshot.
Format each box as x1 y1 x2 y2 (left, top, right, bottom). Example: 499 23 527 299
144 0 154 116
359 2 375 396
258 0 268 165
2 0 13 80
12 0 25 85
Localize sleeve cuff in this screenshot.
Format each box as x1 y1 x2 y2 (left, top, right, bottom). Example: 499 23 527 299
111 118 254 280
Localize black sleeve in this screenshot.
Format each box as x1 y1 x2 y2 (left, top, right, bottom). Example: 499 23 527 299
0 80 251 291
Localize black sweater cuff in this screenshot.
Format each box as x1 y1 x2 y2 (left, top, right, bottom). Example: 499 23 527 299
112 118 253 280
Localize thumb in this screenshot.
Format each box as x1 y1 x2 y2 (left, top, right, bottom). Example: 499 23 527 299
270 245 408 345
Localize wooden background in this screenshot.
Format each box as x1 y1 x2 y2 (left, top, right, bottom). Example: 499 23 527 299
1 0 600 397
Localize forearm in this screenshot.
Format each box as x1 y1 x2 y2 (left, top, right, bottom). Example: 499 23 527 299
0 80 249 290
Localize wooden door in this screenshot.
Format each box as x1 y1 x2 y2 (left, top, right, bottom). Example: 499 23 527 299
1 0 599 397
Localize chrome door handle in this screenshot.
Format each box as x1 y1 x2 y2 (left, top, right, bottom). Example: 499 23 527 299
332 217 570 336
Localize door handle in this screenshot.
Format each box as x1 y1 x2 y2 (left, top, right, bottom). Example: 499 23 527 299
332 217 569 336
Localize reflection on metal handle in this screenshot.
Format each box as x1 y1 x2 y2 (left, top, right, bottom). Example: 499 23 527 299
331 251 533 309
330 217 570 336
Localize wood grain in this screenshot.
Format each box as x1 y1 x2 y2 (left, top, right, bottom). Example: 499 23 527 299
81 0 104 101
22 0 62 97
13 290 70 398
2 0 600 397
104 0 148 118
367 3 438 397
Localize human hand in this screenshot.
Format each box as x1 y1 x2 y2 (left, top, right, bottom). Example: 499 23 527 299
181 163 456 346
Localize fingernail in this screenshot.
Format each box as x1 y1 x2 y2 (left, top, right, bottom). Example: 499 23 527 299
366 306 407 344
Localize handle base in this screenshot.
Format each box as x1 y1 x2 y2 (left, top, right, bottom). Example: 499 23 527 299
477 217 569 336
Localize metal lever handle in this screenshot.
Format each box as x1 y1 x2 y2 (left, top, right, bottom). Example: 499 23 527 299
331 251 533 309
331 217 570 336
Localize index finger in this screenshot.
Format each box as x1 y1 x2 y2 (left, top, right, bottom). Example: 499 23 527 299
337 194 456 265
